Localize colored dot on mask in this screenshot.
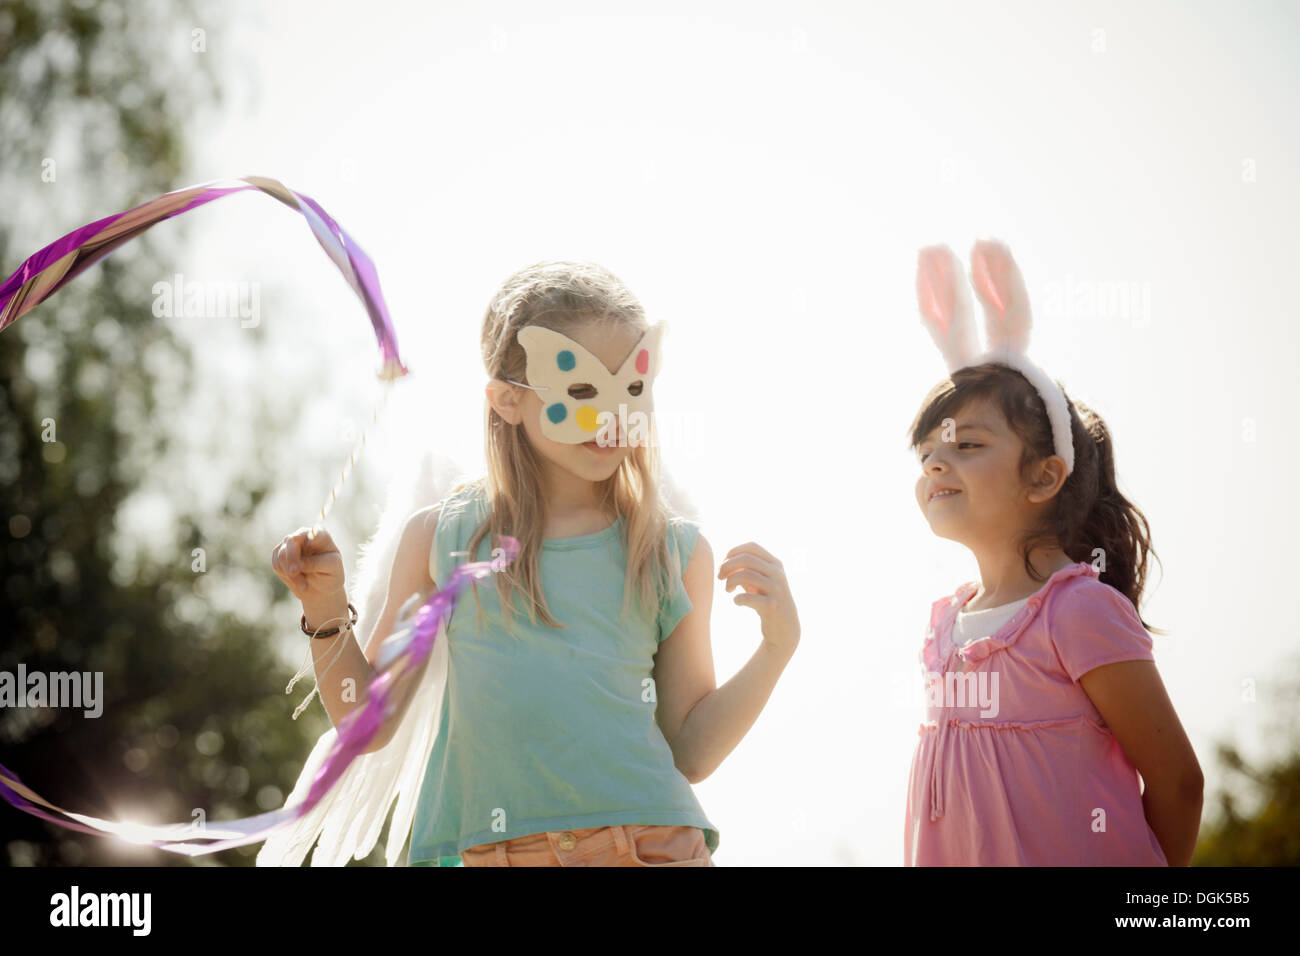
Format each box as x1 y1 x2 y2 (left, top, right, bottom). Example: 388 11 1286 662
635 349 649 374
546 403 567 424
556 350 575 371
576 406 600 432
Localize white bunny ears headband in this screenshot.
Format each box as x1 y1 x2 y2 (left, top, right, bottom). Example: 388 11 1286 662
916 239 1075 476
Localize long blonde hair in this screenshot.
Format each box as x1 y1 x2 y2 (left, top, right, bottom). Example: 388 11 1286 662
449 259 685 635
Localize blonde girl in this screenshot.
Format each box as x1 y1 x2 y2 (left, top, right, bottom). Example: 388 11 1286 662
271 260 800 866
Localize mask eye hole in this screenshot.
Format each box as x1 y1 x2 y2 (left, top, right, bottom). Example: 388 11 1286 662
567 383 597 400
626 380 643 397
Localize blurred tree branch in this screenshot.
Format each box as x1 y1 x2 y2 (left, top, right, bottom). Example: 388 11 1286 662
1 0 392 867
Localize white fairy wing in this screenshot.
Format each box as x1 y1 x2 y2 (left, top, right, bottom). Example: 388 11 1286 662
255 598 436 870
257 445 469 867
307 619 448 867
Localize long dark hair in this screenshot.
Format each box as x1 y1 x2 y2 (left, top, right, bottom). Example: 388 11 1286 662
907 363 1163 632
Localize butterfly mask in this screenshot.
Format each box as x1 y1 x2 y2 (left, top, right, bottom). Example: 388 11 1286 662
510 322 665 446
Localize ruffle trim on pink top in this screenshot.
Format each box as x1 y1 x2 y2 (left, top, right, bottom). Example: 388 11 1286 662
920 561 1097 673
916 713 1106 735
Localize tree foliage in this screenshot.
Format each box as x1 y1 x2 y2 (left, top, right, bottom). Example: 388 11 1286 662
1 0 390 867
1192 658 1300 866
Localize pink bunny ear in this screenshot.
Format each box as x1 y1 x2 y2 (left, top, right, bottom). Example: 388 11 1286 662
969 238 1032 356
916 244 979 371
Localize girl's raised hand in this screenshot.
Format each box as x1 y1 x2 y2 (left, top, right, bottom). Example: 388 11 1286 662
717 542 800 655
272 526 346 606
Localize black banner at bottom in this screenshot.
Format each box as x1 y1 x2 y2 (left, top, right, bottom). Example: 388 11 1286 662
0 863 1282 940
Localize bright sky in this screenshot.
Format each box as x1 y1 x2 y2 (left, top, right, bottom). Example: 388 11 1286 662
143 0 1300 865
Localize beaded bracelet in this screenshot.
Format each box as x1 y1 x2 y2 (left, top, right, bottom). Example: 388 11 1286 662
301 602 358 638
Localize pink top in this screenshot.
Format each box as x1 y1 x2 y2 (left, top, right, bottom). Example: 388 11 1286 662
904 562 1168 866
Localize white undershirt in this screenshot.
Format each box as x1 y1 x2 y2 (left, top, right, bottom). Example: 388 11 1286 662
952 595 1030 647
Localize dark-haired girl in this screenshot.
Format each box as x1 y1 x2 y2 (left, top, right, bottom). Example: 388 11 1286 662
904 241 1202 866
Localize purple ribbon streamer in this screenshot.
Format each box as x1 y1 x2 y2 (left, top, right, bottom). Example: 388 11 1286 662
0 538 519 856
0 175 408 379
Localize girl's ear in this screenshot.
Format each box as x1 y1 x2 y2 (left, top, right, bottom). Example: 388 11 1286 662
969 238 1032 356
916 244 979 371
485 379 525 425
1025 453 1070 505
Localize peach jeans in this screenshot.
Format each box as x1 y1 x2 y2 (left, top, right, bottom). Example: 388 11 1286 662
460 825 711 867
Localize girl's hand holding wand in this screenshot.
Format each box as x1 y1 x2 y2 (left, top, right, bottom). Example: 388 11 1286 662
273 526 350 630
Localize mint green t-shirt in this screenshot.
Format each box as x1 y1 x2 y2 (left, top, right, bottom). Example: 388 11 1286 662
406 482 719 866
